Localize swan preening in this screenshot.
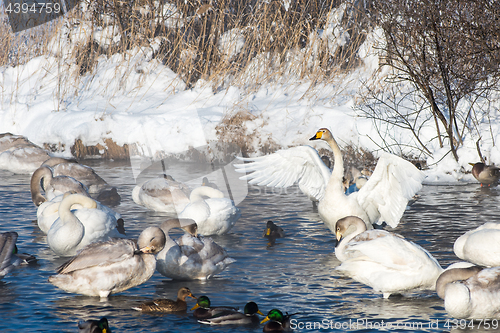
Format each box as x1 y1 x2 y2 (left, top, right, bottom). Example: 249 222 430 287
36 191 123 236
334 216 443 298
235 128 425 232
46 194 124 256
178 186 241 236
155 218 235 280
132 175 191 213
48 226 166 297
31 166 90 206
42 157 121 205
454 222 500 267
436 265 500 319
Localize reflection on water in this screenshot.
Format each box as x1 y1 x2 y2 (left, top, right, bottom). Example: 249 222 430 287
0 160 499 332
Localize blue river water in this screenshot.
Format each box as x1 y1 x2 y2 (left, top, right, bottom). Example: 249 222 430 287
0 159 497 332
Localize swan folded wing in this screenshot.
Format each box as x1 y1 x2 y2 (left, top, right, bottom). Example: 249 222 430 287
344 231 438 270
56 239 136 274
49 176 89 198
52 163 107 186
235 146 330 201
355 153 425 228
469 267 500 289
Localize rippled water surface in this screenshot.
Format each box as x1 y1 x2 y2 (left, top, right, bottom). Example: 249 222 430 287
0 160 498 332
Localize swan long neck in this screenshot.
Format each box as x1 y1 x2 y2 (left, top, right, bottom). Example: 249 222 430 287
30 167 52 206
160 219 182 240
58 194 97 223
189 186 224 202
325 136 344 183
435 267 482 299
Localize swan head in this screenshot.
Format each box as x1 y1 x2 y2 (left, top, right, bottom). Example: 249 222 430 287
160 218 198 235
137 226 166 254
309 128 333 141
181 220 198 237
435 266 483 299
334 216 367 245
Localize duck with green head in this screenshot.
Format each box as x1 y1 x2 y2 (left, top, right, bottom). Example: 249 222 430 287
191 295 238 319
261 309 295 332
198 301 264 325
263 221 285 239
77 317 111 333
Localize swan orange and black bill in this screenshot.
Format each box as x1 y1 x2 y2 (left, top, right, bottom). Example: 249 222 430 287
310 131 322 140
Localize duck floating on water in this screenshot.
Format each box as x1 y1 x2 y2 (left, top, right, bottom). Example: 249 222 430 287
469 162 500 186
132 287 196 313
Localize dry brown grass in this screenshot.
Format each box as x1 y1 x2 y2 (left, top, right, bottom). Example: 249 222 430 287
2 0 370 91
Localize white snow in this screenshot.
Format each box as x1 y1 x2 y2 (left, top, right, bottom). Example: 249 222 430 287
0 11 498 186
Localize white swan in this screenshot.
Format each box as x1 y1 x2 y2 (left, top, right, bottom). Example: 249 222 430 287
0 133 52 174
436 265 500 319
46 194 124 256
453 222 500 267
235 128 425 231
155 218 235 280
334 216 443 298
132 175 191 214
37 191 124 235
48 226 166 297
30 166 90 206
178 186 240 236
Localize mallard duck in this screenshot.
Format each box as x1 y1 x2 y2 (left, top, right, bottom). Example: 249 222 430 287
46 194 124 256
198 301 264 325
261 309 295 332
191 295 238 319
30 166 90 206
48 226 165 297
0 232 36 279
132 175 191 213
453 222 500 267
0 133 51 174
77 317 111 333
132 287 196 312
469 162 500 186
263 221 285 239
436 265 500 319
155 218 235 280
178 186 240 236
235 128 425 231
334 216 443 298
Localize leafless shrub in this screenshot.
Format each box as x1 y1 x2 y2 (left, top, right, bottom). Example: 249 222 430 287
363 0 500 161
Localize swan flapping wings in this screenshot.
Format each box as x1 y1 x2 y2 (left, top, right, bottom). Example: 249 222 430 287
234 145 331 202
234 128 425 230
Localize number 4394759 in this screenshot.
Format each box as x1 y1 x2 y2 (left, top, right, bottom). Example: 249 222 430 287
445 319 499 330
5 2 61 14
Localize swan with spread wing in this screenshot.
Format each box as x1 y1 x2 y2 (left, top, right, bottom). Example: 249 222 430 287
235 128 425 231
